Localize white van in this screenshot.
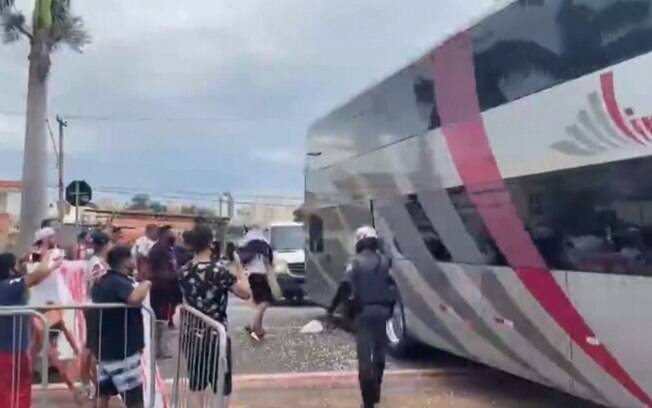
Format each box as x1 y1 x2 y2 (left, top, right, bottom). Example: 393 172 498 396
268 222 306 302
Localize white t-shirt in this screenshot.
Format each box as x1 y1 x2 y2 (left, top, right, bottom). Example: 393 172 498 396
246 254 269 275
240 230 271 275
28 248 70 306
87 255 108 290
132 236 155 260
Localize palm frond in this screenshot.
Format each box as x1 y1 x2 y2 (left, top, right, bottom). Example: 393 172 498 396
51 0 90 51
0 0 14 13
1 10 27 43
0 0 17 37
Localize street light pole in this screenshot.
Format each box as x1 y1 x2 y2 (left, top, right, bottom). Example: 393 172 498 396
56 116 67 222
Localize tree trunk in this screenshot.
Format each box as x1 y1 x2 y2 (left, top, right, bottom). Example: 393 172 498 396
17 31 52 253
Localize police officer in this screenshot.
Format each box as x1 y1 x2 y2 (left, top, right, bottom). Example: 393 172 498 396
329 226 397 408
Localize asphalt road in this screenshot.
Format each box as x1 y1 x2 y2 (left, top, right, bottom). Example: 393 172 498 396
154 297 603 407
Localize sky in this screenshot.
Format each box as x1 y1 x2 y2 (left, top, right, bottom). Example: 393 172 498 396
0 0 493 203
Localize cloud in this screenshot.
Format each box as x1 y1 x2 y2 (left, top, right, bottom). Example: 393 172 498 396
250 147 304 166
0 0 493 196
0 114 25 149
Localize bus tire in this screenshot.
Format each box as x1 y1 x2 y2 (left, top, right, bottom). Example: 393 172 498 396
386 295 414 358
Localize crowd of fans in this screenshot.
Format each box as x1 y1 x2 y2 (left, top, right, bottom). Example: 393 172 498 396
0 221 275 408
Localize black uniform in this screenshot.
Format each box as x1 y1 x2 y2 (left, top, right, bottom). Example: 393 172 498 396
346 249 397 408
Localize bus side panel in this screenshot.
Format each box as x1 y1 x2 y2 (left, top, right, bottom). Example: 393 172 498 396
567 272 652 407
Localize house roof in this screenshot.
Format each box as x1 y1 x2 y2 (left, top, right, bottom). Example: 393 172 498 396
0 181 22 193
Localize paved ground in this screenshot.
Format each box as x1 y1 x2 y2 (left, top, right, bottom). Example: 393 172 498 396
40 298 604 407
41 369 601 408
161 298 600 407
231 370 602 408
158 298 444 377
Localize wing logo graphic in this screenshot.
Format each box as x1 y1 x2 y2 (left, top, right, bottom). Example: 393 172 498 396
551 72 652 156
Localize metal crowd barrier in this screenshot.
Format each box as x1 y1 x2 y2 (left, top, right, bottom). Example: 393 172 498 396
0 303 157 408
0 309 49 408
171 305 229 408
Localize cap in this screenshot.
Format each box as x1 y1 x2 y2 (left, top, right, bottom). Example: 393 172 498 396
90 231 110 246
355 226 378 244
34 227 56 244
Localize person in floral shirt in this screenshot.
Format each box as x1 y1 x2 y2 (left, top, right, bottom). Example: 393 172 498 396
179 225 250 407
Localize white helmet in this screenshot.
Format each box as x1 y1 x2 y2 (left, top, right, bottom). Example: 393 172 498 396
355 225 378 244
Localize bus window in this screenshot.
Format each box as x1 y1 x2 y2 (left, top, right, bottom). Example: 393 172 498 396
510 156 652 276
309 215 324 253
472 0 652 113
405 194 452 262
447 188 508 267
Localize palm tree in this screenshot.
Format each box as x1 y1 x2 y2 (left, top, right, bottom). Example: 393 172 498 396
1 0 89 251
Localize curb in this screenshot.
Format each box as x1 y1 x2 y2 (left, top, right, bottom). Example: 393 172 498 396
233 368 470 390
35 368 471 391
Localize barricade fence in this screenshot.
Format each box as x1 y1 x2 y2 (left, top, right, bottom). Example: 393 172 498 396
0 309 48 408
172 305 228 408
0 303 157 408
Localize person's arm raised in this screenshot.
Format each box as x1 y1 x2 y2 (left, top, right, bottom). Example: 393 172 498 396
24 248 62 288
127 280 152 305
228 255 251 300
230 273 251 301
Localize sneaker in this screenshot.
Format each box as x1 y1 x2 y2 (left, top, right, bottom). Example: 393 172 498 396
246 326 266 341
79 383 95 400
249 331 262 342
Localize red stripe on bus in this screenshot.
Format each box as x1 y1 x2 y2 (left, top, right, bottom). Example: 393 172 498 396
629 119 652 142
600 72 645 145
432 33 652 407
641 117 652 137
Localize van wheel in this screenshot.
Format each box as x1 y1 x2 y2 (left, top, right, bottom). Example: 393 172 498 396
386 296 413 357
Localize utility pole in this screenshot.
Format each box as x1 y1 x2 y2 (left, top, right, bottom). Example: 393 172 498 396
56 116 67 222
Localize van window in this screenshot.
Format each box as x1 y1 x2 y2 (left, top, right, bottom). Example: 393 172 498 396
271 225 304 251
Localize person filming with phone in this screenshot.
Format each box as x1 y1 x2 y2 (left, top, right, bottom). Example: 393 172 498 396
0 244 62 408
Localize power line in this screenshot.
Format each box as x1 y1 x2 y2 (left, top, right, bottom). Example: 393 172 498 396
45 118 59 166
89 185 302 200
95 190 300 208
45 186 301 207
0 111 310 123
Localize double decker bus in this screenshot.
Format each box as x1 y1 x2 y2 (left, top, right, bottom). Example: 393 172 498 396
305 1 652 407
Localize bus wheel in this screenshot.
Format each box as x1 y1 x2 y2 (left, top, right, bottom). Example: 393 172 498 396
386 295 413 357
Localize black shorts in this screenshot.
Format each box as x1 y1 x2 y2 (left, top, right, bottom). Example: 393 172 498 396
182 329 232 396
151 281 182 321
84 310 98 351
249 274 273 304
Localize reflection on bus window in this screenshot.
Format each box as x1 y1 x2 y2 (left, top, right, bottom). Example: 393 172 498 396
448 188 508 267
510 156 652 276
404 194 452 262
472 0 652 112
